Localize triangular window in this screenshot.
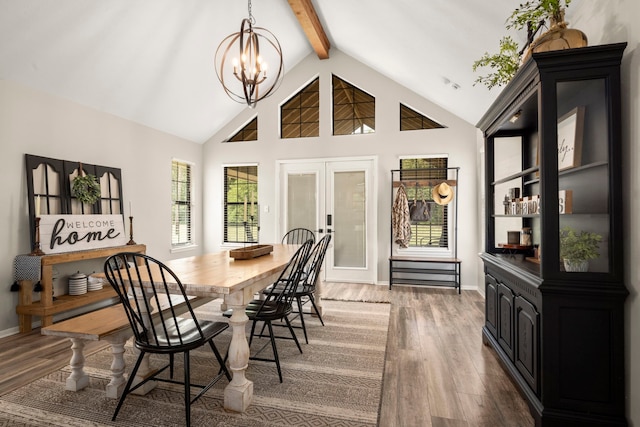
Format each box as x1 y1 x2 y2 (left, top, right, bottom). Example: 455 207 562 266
332 75 375 135
225 117 258 142
400 104 445 131
281 78 320 139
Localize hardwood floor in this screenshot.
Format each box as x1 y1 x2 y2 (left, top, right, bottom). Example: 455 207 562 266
322 282 534 427
0 328 108 396
0 283 533 426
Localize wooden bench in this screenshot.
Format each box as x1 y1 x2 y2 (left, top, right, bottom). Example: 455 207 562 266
42 294 215 398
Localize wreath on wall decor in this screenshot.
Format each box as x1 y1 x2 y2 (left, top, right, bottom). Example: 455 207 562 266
72 163 101 204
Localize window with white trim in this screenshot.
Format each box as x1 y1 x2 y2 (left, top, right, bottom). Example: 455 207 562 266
400 156 449 248
224 165 258 243
171 160 193 247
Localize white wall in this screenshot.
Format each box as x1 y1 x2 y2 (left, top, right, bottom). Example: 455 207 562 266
0 80 204 335
202 50 479 287
570 1 639 424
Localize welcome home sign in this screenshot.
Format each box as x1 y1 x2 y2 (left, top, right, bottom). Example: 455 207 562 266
39 214 127 254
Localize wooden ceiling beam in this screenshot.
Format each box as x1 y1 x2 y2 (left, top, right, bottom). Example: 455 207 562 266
287 0 330 59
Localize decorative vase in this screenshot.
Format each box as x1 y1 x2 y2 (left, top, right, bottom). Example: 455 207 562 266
563 259 588 272
522 10 588 63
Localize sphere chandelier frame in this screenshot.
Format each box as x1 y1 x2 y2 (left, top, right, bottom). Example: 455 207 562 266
214 0 284 108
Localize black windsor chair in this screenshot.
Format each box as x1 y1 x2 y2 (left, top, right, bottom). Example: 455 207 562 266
224 239 313 383
104 253 231 427
263 234 331 343
281 227 316 245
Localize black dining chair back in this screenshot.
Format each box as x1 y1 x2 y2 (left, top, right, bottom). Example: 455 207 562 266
266 234 331 343
282 228 315 245
237 239 313 382
104 252 230 427
300 234 332 295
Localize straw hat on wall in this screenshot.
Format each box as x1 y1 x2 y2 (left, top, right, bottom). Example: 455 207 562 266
432 182 455 205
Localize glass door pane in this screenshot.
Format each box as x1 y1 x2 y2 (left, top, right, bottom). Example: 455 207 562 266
556 78 609 273
287 173 317 232
333 171 366 268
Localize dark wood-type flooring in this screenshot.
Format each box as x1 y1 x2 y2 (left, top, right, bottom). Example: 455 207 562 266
0 283 533 426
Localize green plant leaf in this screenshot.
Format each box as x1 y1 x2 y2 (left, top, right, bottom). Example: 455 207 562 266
72 174 101 205
472 36 521 90
560 226 602 261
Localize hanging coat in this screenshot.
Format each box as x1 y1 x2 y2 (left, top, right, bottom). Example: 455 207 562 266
392 184 411 248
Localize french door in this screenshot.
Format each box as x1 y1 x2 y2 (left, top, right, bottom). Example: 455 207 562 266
278 158 377 283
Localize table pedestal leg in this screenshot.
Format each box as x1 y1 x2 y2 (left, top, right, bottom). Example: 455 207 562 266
65 338 89 391
313 279 324 317
223 299 253 412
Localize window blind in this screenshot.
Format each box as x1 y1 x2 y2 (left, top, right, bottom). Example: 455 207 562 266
171 160 192 246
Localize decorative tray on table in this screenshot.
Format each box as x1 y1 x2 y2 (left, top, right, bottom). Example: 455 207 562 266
229 244 273 260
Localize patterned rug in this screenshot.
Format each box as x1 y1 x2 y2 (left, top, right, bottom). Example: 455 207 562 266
0 300 390 427
320 282 391 304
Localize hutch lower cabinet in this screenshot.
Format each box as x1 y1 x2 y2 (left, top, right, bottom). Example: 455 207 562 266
477 43 628 426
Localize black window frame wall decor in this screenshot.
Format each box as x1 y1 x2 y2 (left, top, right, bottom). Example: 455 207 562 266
25 154 124 251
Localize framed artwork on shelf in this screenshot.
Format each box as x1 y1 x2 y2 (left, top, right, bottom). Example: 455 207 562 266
557 106 585 171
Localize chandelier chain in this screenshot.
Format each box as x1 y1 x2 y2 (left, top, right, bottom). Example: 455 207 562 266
247 0 255 25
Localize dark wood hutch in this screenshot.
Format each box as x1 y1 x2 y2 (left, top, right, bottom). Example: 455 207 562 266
477 43 628 426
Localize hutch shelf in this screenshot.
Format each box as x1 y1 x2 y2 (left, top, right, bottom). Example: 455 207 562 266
477 43 628 427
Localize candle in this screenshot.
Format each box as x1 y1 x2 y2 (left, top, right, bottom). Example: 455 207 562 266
35 195 41 216
244 196 248 222
129 202 132 217
250 191 255 216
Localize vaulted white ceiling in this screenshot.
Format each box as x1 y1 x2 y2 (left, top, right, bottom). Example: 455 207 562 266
1 0 545 143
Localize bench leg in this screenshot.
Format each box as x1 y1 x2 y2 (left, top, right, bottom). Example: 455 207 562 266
65 338 90 391
129 348 158 395
104 334 129 398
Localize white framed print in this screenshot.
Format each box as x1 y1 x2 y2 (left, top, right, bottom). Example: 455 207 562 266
557 106 585 171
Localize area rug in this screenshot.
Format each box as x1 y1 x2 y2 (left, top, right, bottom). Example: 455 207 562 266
0 299 390 427
320 282 391 304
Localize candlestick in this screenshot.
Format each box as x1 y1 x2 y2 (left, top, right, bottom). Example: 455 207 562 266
30 217 45 256
127 216 137 245
244 196 248 222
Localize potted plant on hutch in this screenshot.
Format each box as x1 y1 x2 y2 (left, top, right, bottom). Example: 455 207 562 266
473 0 587 89
559 226 602 272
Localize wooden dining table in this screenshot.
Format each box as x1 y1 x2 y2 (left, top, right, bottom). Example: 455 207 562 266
159 243 298 412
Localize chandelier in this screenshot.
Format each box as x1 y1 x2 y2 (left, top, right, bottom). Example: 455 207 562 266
214 0 284 108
